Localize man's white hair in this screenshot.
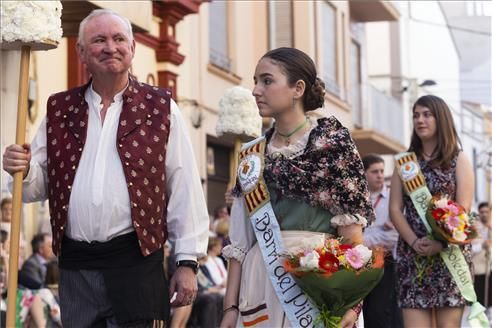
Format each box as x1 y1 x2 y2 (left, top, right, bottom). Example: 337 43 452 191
77 9 134 46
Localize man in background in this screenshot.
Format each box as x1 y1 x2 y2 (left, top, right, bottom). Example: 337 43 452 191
362 154 402 328
472 202 491 320
19 233 55 289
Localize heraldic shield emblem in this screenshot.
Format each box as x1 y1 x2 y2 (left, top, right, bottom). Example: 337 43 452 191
237 153 262 194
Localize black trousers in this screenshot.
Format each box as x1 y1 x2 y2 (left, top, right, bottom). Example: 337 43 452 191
188 292 223 328
363 258 403 328
474 274 492 308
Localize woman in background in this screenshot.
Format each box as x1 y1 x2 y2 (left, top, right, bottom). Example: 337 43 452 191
390 95 474 327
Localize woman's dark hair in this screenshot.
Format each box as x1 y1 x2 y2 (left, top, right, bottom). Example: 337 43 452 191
262 47 325 112
409 95 461 168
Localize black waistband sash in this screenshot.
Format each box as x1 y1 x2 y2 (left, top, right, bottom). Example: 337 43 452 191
59 232 169 325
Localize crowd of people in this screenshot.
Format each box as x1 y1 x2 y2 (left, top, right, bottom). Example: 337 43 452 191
1 198 61 327
1 7 491 328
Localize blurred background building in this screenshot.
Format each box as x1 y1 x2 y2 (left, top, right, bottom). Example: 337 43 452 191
1 0 491 250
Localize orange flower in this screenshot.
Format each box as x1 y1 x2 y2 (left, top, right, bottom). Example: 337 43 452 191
371 247 385 269
283 259 298 273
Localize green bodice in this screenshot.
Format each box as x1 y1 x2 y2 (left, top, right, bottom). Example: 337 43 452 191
269 186 337 235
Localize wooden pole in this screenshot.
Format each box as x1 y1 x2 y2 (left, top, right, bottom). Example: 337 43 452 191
227 138 242 192
6 45 31 328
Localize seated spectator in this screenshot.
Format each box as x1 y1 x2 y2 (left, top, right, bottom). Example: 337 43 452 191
19 233 55 289
41 260 62 326
0 198 27 268
213 204 229 224
212 204 230 240
204 237 227 295
0 230 48 327
188 256 224 328
214 219 230 248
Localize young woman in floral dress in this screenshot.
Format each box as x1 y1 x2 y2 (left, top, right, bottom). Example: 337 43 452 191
220 47 375 328
389 95 474 327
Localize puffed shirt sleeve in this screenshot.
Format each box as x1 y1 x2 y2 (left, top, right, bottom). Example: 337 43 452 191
165 100 209 262
222 196 256 263
8 117 49 202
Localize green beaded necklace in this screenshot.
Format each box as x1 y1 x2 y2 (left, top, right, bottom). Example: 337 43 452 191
276 117 308 146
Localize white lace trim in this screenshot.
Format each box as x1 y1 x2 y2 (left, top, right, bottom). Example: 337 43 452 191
222 245 247 263
331 214 368 228
267 116 318 159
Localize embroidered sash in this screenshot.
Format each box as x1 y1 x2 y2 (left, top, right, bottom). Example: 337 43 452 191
395 152 489 328
237 137 320 328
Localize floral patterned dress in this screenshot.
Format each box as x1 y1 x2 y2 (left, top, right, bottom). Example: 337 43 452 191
397 153 472 308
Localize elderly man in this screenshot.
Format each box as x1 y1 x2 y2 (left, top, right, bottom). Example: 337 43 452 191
2 9 209 327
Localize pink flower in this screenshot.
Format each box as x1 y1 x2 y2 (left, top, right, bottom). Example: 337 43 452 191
446 204 460 216
446 215 461 231
345 248 364 269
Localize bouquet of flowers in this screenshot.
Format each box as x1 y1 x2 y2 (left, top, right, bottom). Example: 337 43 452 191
427 195 478 245
282 239 384 327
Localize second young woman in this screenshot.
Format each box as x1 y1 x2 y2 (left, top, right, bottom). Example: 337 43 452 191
389 95 474 327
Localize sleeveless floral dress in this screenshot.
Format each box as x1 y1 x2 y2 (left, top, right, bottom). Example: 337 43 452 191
396 153 472 308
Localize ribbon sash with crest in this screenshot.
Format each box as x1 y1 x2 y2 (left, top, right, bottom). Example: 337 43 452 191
395 152 489 328
237 137 320 328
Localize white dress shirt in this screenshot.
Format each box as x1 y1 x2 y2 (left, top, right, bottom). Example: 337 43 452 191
471 221 492 275
363 185 399 255
204 256 227 294
9 84 209 261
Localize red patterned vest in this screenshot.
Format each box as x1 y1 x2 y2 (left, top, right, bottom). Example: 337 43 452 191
46 78 171 256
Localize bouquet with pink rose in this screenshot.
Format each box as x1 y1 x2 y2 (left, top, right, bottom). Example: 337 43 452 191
427 195 478 245
282 238 384 327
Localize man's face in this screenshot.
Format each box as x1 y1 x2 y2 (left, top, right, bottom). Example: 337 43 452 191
39 236 55 261
479 206 491 225
1 203 12 223
77 14 135 77
365 162 385 192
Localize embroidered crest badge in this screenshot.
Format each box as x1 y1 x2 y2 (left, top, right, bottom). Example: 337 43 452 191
237 153 262 194
400 161 419 181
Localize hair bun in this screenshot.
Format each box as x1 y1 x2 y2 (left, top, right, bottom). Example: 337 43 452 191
303 77 326 111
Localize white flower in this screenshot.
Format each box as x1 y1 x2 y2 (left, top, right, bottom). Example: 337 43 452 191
284 236 324 255
434 196 449 209
353 244 372 265
216 86 262 138
1 1 62 44
299 250 320 269
452 230 467 242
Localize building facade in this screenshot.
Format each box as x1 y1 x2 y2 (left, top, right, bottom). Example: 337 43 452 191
2 0 402 242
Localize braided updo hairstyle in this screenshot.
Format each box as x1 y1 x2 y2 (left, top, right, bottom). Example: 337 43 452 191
262 47 326 112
